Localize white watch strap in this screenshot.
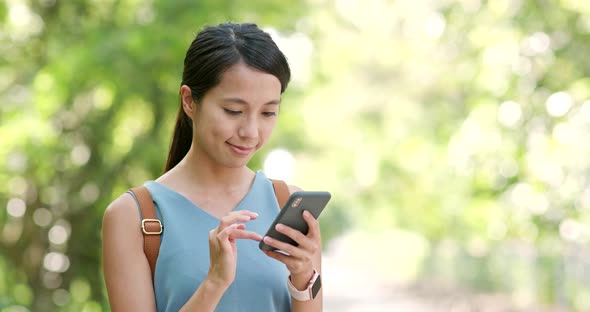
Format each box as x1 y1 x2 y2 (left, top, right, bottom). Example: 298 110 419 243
287 270 319 301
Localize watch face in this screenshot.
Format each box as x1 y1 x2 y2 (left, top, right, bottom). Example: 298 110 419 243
311 274 322 299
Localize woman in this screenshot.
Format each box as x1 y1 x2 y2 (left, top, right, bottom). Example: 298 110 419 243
102 22 323 311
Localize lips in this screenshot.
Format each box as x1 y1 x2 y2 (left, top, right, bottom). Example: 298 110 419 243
227 142 255 155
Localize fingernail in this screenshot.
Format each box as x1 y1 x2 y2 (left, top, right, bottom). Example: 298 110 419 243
275 224 284 231
252 212 259 217
264 236 272 243
303 210 311 217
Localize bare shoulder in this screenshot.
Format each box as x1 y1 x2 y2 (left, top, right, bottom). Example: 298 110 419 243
102 192 144 256
288 184 304 195
102 192 145 258
103 193 141 234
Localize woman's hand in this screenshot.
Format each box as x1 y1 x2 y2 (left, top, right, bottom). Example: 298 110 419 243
207 210 262 289
262 210 322 289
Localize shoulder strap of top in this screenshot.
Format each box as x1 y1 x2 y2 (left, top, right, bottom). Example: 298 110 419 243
130 178 290 285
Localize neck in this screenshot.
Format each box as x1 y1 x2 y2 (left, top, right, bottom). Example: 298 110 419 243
164 143 255 191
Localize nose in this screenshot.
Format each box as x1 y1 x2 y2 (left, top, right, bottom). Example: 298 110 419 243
238 116 258 140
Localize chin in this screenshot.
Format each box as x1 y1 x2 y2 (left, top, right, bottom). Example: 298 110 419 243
221 157 252 168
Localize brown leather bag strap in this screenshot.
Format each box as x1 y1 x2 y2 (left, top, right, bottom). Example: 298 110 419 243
270 179 290 209
129 186 162 284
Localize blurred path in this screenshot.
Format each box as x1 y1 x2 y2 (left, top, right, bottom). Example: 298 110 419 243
321 231 554 312
322 251 439 312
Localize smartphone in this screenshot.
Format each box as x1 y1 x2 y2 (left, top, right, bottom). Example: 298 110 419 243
259 191 331 251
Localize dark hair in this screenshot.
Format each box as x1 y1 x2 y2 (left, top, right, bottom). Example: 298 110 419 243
164 22 291 172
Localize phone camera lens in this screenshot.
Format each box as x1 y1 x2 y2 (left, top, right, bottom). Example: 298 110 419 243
291 197 302 208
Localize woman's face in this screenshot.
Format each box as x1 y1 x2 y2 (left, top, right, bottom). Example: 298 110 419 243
186 62 282 168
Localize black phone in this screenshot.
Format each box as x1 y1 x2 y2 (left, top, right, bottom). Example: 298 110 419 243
259 191 331 251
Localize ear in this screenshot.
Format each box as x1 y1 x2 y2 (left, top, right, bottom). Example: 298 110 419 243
180 85 196 119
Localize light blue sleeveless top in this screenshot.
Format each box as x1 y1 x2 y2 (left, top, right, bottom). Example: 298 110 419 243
141 171 292 312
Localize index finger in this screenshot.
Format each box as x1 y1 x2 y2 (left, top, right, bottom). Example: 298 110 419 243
218 210 259 229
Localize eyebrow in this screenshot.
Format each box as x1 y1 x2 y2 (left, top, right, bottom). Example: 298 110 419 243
222 98 281 105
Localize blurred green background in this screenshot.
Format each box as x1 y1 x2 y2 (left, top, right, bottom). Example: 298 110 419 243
1 0 590 311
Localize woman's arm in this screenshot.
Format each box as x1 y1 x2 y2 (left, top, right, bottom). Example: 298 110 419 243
262 185 323 312
102 195 261 312
102 194 158 311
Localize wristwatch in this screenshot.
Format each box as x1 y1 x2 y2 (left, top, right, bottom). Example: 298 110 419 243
287 269 322 301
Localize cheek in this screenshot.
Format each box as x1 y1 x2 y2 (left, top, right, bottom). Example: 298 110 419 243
209 118 234 140
202 110 232 136
194 113 229 144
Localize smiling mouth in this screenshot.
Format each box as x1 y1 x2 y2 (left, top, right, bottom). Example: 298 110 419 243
227 142 255 155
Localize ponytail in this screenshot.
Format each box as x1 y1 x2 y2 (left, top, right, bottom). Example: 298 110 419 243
164 101 193 172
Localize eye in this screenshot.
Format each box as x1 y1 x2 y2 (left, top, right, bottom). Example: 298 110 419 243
262 112 277 117
224 108 242 115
